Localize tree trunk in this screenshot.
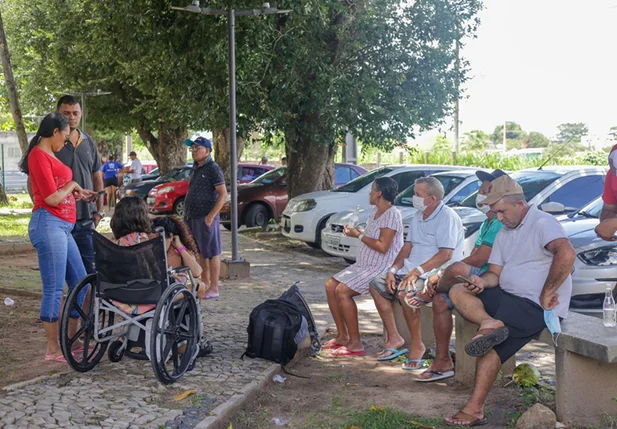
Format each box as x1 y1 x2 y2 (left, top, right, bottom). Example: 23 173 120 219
212 128 244 186
137 123 187 174
0 10 28 154
286 132 336 199
0 181 8 206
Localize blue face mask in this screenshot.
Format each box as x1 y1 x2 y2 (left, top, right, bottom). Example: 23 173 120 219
543 309 561 347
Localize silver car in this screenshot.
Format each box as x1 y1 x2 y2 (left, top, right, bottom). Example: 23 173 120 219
558 197 617 311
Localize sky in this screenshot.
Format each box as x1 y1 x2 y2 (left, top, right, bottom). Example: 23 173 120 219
456 0 617 140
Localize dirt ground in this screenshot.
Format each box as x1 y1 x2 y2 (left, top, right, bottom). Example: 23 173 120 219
226 335 524 429
0 294 69 388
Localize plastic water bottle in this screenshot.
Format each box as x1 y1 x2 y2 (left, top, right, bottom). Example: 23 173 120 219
603 287 616 327
348 205 361 228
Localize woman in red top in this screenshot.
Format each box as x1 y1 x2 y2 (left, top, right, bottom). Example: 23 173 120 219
20 112 94 362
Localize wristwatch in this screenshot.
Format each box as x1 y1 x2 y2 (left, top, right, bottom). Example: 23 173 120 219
92 211 105 219
389 267 399 275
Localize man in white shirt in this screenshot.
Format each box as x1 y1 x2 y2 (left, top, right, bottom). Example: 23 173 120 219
369 177 464 367
126 151 143 183
444 175 575 427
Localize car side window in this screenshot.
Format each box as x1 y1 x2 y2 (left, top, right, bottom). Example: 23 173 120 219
449 180 480 204
335 166 351 184
540 175 605 212
391 171 426 192
350 168 360 180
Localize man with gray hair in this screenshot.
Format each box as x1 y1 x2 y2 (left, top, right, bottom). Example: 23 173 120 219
369 176 464 367
444 175 575 427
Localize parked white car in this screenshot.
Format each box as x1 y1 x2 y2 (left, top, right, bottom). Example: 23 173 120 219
281 165 475 248
454 165 607 261
321 170 485 262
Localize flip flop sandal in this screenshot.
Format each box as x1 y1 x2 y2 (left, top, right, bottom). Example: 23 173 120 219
331 347 366 357
376 347 408 361
322 339 345 350
413 368 455 382
401 358 426 370
204 294 220 300
403 291 430 309
44 355 67 363
445 410 488 427
465 326 509 357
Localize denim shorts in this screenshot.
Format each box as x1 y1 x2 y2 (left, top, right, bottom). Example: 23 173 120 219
29 209 87 322
440 265 485 310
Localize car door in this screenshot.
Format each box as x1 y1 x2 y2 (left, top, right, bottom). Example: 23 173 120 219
273 174 289 219
539 175 605 213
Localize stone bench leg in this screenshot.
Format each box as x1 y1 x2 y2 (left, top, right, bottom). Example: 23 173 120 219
555 349 617 426
454 313 516 385
387 302 435 350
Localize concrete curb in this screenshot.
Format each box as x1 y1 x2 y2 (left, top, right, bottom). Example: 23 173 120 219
0 241 32 256
2 371 69 392
0 287 42 298
194 347 314 429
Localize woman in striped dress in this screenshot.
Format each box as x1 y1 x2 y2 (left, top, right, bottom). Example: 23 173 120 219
324 177 404 356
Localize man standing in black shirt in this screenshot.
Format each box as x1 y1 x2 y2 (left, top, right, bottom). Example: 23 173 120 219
184 137 228 299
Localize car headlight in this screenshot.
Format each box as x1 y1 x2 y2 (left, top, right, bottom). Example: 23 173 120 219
157 186 175 194
292 199 317 212
579 247 617 266
357 222 367 232
125 189 135 196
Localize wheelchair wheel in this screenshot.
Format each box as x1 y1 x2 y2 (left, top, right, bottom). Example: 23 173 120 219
108 340 125 363
60 274 113 372
150 283 200 385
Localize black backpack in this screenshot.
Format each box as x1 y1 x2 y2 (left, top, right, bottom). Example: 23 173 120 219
242 299 303 366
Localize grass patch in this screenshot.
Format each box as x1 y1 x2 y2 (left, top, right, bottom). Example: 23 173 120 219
0 213 30 238
0 267 42 293
6 193 34 209
342 406 453 429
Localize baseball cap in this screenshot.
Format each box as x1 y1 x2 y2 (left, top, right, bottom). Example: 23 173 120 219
476 169 507 183
482 175 524 206
184 136 212 149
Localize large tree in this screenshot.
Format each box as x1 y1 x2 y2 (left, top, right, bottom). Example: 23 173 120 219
556 122 588 143
3 0 265 174
252 0 482 198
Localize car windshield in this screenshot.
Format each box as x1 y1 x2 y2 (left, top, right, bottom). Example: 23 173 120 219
251 167 286 185
571 197 603 218
333 167 394 193
459 171 561 208
148 168 159 175
156 168 184 183
395 174 466 207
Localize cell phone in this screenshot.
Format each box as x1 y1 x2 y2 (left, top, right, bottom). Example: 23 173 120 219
455 275 482 289
84 190 106 203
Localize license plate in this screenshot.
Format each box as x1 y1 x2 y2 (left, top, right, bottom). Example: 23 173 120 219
328 235 340 247
147 197 155 206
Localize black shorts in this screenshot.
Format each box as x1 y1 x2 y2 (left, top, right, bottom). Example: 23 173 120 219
104 177 118 188
477 287 545 363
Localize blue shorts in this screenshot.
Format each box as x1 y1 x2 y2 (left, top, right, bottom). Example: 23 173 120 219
185 215 222 259
440 265 485 310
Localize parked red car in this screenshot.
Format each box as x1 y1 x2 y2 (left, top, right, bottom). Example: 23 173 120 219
147 163 275 216
220 163 367 230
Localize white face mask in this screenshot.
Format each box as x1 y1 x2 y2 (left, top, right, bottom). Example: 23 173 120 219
413 195 429 212
476 194 490 214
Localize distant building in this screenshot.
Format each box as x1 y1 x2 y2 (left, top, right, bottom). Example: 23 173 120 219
0 132 35 192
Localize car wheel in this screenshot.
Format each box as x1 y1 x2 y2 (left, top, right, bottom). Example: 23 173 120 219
344 258 355 264
307 242 321 249
172 197 185 217
245 204 269 230
222 224 232 231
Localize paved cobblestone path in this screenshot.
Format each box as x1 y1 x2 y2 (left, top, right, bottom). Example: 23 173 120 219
0 230 553 429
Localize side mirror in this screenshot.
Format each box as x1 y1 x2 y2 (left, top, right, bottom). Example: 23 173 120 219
540 202 565 214
280 182 288 188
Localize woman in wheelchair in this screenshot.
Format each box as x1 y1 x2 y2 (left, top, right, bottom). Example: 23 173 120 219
59 196 208 384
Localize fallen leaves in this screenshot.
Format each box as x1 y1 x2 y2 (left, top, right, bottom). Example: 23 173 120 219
173 390 196 401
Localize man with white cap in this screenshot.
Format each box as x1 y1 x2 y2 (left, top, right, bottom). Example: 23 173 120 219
444 174 575 427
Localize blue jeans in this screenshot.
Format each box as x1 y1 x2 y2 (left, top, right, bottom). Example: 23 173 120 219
72 219 96 274
29 209 87 322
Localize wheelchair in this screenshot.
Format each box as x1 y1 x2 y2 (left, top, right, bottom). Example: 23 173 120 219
59 230 209 384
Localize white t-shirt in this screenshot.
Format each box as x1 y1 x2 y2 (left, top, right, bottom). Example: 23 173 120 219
130 159 143 179
401 202 464 277
488 205 572 319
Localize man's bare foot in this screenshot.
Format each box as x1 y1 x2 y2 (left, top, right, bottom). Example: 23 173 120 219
445 407 487 426
401 343 426 369
376 337 406 359
407 289 433 307
322 337 349 350
472 319 504 341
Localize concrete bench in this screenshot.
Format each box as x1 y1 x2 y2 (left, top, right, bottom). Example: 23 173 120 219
390 303 617 426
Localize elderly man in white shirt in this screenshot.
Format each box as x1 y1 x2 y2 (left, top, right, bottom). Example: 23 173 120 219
369 177 464 368
444 175 575 427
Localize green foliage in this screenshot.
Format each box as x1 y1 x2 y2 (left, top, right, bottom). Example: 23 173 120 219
557 122 589 143
462 130 490 151
525 131 551 148
518 385 555 410
343 406 447 429
491 122 524 145
512 363 541 388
